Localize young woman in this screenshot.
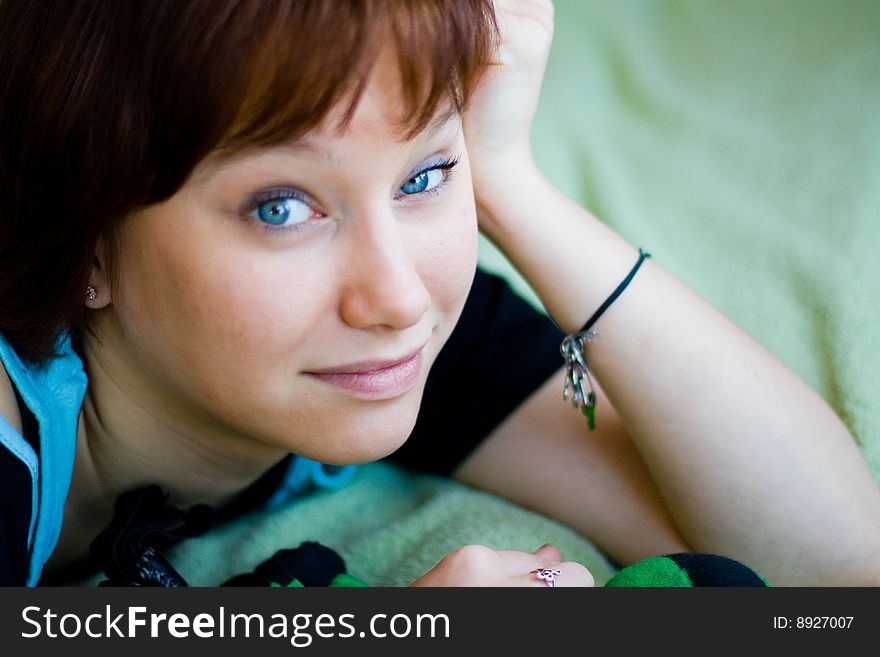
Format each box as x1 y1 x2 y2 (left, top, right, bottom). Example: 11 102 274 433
1 0 878 587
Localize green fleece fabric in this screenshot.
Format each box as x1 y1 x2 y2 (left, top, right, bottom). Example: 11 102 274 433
80 0 880 587
605 557 693 588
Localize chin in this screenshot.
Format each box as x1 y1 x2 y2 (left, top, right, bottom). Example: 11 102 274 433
285 396 422 466
298 427 413 467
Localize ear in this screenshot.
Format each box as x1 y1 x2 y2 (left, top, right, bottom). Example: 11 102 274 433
84 237 112 310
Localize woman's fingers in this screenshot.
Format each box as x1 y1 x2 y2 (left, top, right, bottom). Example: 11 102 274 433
531 542 563 563
410 543 594 587
523 544 596 587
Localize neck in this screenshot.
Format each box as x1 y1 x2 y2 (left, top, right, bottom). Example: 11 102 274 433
46 337 290 582
74 338 289 516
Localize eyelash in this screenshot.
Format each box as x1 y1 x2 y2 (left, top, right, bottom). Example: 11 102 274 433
395 156 460 200
245 155 461 236
248 188 322 236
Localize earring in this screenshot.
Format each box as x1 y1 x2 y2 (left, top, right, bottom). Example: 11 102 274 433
85 286 97 301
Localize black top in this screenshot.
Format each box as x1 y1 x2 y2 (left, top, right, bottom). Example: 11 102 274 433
0 268 564 585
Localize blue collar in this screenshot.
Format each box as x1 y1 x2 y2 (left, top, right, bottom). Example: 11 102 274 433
0 333 88 585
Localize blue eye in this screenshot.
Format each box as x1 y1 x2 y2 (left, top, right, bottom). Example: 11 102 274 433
400 169 444 195
398 157 459 197
249 192 314 227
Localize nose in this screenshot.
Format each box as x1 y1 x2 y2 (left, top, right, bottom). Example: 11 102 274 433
338 211 431 331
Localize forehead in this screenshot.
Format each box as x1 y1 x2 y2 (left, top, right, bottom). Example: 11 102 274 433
197 96 461 182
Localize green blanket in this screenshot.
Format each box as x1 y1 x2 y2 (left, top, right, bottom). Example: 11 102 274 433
83 0 880 587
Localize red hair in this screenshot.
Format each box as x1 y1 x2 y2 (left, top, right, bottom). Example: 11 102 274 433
0 0 497 363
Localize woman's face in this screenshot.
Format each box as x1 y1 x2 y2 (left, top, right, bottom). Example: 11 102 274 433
99 57 478 465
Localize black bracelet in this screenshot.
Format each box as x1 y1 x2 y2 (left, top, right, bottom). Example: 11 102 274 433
560 248 651 431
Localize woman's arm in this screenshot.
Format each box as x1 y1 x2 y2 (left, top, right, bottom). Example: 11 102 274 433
460 0 880 585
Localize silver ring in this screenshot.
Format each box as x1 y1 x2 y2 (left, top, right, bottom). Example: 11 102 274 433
533 568 562 587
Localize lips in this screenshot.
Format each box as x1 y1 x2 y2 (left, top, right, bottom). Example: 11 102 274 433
304 343 427 400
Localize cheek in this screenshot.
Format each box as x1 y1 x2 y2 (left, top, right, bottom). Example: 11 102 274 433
115 223 326 385
415 198 479 321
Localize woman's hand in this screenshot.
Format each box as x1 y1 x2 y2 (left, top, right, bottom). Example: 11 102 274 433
463 0 554 194
409 543 594 587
